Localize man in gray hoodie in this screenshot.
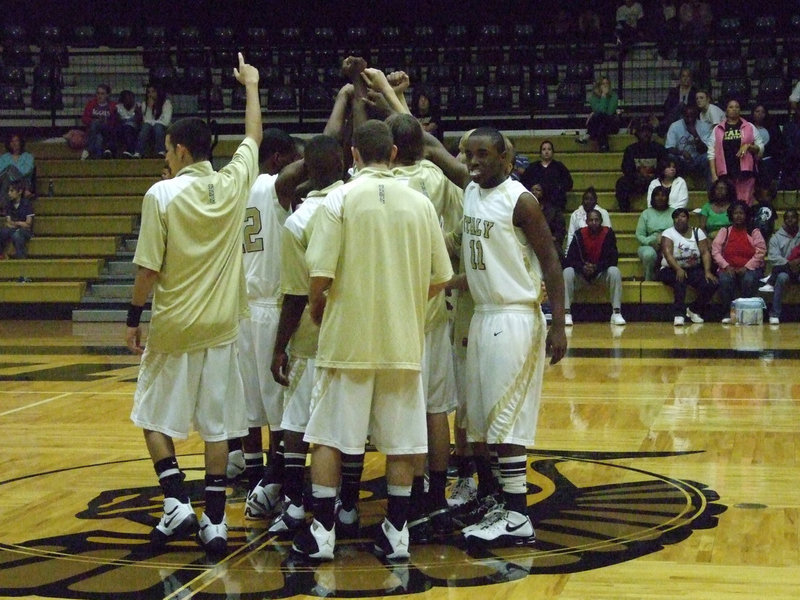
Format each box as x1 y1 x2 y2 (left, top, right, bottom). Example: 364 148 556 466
761 209 800 324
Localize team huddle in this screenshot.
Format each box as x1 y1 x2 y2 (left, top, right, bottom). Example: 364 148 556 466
125 54 567 561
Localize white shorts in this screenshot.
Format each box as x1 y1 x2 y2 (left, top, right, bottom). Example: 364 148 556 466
280 356 315 433
422 320 457 414
238 303 284 429
304 367 427 456
130 342 248 443
465 306 546 446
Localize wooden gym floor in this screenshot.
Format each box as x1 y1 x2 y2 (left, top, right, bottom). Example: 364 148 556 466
0 319 798 599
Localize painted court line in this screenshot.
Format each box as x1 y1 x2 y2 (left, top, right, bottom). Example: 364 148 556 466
0 392 72 417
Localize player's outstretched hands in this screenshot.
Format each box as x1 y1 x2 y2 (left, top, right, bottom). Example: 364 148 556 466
387 70 410 94
234 52 259 87
360 67 392 93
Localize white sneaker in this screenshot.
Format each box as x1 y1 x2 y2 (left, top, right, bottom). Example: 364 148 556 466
132 152 142 158
268 501 306 534
685 308 704 324
80 149 89 160
292 518 335 560
760 275 770 283
759 284 774 293
245 482 282 520
610 312 626 325
447 477 478 508
564 313 573 326
769 316 780 325
225 449 245 479
197 512 228 554
151 497 198 546
721 317 732 324
463 509 535 547
374 518 410 560
673 316 685 326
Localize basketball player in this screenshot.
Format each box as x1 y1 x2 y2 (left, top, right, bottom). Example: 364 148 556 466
459 127 567 546
237 128 304 522
291 120 454 561
387 113 463 541
125 53 261 554
267 134 348 535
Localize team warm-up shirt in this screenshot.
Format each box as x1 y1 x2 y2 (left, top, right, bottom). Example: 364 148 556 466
280 180 344 359
461 177 543 307
134 137 258 353
242 173 289 304
306 167 453 369
393 159 464 332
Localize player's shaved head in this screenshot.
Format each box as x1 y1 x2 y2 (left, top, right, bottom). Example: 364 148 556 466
469 127 506 155
353 120 394 165
259 128 295 165
305 134 343 183
386 113 423 165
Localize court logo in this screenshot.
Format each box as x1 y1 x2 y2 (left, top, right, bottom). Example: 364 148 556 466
0 450 725 598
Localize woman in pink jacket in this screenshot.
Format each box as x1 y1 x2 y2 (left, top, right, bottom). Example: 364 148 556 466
711 200 766 322
708 99 764 206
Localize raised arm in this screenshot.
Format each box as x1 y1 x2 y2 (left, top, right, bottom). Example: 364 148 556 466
422 132 470 189
275 158 307 211
234 52 262 146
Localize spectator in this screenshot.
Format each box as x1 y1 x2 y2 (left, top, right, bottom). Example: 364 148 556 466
699 176 734 239
781 107 800 190
0 132 34 200
751 103 781 192
563 208 626 326
134 84 172 158
519 140 573 212
696 89 724 128
636 185 674 280
586 76 619 152
0 180 34 259
615 0 644 47
616 120 667 211
653 1 680 58
117 90 141 158
577 8 602 42
665 104 711 182
659 207 718 325
530 182 566 259
760 209 800 324
711 200 767 322
661 68 697 135
679 0 712 37
81 83 118 160
566 186 612 252
708 98 764 206
647 157 689 209
412 87 441 141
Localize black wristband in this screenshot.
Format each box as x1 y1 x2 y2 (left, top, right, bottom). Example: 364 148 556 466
126 304 144 328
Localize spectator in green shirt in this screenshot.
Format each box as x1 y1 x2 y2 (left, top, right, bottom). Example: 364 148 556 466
587 76 619 152
636 185 674 280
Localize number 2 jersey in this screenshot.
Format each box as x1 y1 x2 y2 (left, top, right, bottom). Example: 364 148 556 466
243 173 288 304
461 177 543 307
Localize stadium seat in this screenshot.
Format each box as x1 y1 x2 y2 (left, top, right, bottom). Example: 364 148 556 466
747 36 778 59
0 85 25 109
530 61 559 85
758 77 788 106
565 61 593 83
2 24 26 44
718 78 751 105
495 64 523 86
39 41 69 67
148 66 177 92
33 64 62 87
212 27 237 68
197 85 224 111
447 84 476 114
426 64 453 85
71 25 97 47
247 47 272 69
0 65 26 87
716 57 746 79
292 65 321 86
322 66 344 86
556 80 586 110
524 81 550 111
279 27 302 47
31 84 64 110
258 65 283 87
230 85 247 109
268 86 297 110
461 64 490 85
181 66 211 94
302 85 333 111
313 27 336 48
752 57 784 80
142 27 171 68
108 25 133 48
483 84 512 112
410 24 436 61
3 43 32 67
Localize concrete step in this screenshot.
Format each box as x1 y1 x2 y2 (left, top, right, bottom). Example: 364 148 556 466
47 177 153 196
88 283 134 299
35 196 143 216
0 281 86 303
37 158 165 178
36 215 137 236
72 308 151 322
105 260 137 277
26 236 120 257
0 258 104 281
